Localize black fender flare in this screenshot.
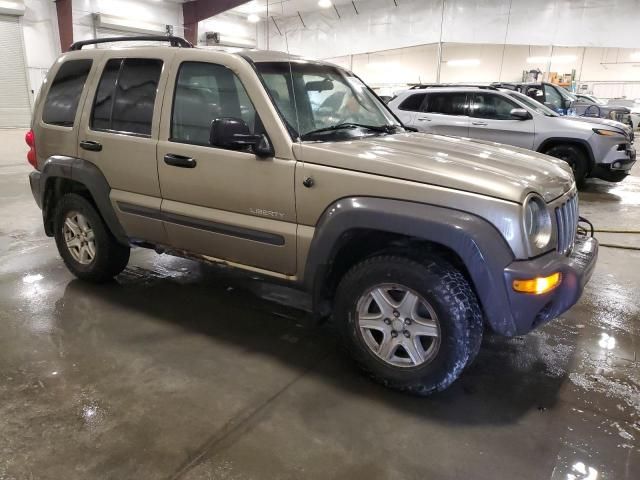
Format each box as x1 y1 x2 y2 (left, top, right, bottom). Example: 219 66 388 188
537 137 596 171
303 197 521 336
36 155 128 245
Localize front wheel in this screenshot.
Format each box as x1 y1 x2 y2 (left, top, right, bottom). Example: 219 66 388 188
544 144 589 187
334 254 483 395
54 193 130 282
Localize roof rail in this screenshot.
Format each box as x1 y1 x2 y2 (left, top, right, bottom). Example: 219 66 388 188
69 35 193 51
408 83 499 91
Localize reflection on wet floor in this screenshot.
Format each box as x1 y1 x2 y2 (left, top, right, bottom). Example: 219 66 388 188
0 130 639 479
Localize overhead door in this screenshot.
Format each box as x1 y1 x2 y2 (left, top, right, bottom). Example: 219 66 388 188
0 14 31 127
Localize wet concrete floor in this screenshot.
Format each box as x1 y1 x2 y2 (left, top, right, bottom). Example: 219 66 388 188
0 128 638 479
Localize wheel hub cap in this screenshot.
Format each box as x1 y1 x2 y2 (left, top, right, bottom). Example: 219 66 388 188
62 211 96 265
356 284 441 368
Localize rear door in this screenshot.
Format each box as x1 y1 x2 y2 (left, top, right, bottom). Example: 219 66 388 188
417 91 470 136
78 50 176 245
468 92 535 149
393 92 426 128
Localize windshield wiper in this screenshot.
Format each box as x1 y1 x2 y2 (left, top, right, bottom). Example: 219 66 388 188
301 122 399 140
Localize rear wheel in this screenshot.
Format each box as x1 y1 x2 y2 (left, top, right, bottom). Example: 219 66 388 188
334 254 483 395
544 144 589 187
54 193 130 282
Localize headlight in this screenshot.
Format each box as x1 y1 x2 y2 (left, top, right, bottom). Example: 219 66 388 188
523 194 552 250
592 128 624 137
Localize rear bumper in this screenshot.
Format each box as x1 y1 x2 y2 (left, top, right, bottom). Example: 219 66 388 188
500 236 598 335
29 170 43 209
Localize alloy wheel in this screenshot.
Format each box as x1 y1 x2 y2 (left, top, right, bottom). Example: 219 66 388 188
62 211 96 265
356 284 441 368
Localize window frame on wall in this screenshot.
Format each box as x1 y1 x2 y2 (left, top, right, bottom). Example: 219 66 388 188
89 57 163 138
169 61 261 148
42 59 94 127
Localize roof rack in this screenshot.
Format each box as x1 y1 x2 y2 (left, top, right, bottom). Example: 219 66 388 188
69 35 193 51
408 83 498 91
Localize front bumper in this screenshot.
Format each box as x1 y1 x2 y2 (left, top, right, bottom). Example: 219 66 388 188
502 236 598 335
592 145 636 182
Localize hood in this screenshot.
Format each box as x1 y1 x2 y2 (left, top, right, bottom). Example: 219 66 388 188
564 115 632 136
294 132 574 204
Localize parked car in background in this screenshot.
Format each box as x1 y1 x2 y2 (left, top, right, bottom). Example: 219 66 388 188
606 98 640 130
575 93 605 105
493 81 633 128
388 86 636 185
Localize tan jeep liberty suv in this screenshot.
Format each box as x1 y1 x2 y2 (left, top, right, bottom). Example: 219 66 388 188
27 36 598 395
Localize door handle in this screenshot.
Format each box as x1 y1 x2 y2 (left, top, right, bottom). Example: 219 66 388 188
472 121 488 126
79 140 102 152
417 117 431 122
164 153 197 168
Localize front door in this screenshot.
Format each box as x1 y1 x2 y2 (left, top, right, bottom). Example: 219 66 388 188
157 53 297 276
468 92 535 149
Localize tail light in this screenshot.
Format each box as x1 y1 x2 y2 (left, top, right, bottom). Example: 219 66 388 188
25 129 37 168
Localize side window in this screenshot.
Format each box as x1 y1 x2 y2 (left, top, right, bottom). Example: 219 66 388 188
424 93 467 116
171 62 258 146
470 93 520 120
398 93 426 112
91 58 163 136
543 85 563 111
42 59 93 126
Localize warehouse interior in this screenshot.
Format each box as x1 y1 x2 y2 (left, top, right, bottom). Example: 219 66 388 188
0 0 639 479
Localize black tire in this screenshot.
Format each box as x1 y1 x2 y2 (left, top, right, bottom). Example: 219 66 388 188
544 144 589 187
334 254 483 396
53 193 130 283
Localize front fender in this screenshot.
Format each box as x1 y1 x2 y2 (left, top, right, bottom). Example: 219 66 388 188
304 197 522 335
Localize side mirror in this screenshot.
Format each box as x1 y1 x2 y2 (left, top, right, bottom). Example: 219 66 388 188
510 108 530 120
209 117 274 158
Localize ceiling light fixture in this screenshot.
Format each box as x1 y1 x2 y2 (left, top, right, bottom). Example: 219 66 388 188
318 0 333 8
446 59 480 67
247 13 260 23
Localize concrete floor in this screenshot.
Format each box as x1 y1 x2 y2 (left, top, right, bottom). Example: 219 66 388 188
1 128 638 480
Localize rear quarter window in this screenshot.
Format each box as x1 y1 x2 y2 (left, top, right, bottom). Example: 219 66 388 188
398 93 426 111
42 59 93 127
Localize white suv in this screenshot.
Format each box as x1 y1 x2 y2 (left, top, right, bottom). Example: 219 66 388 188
388 86 636 186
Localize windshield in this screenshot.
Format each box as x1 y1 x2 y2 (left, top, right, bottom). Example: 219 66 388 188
504 90 559 117
255 61 402 140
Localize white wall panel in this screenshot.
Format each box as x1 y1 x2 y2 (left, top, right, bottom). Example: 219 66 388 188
259 0 640 58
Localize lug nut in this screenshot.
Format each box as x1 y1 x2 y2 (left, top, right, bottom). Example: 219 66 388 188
403 330 411 338
391 330 398 338
384 318 391 325
404 318 412 325
393 310 400 317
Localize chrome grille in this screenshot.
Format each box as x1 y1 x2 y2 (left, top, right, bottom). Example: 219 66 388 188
555 194 578 255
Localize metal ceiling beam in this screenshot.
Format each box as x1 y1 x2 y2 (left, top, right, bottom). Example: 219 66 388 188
55 0 73 52
182 0 250 44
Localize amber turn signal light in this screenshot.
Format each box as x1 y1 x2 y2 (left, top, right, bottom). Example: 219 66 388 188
512 273 562 295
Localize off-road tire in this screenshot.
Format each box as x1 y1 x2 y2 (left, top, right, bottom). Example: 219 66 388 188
544 144 589 188
53 193 130 282
334 254 483 396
